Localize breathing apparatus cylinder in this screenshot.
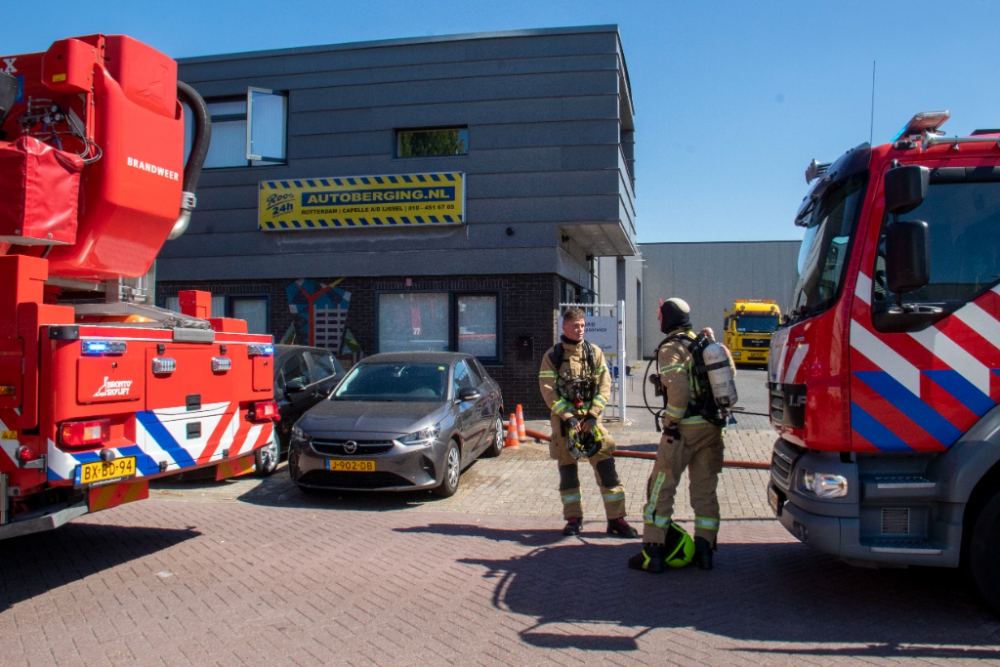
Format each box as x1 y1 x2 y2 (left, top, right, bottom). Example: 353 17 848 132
702 342 738 409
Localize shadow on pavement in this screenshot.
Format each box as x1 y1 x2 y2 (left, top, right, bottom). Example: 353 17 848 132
0 522 200 613
406 523 1000 657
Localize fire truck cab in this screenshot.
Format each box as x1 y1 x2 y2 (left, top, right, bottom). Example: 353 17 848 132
768 111 1000 611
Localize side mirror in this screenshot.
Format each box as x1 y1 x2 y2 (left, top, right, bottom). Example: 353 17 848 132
884 165 930 215
285 380 307 393
886 220 930 294
458 387 481 402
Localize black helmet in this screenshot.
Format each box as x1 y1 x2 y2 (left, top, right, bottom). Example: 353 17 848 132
659 298 692 334
567 427 603 459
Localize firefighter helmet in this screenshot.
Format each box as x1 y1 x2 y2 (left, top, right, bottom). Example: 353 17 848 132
566 426 603 459
662 523 696 568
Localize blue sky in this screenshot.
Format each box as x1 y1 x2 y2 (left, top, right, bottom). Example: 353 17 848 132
7 0 1000 243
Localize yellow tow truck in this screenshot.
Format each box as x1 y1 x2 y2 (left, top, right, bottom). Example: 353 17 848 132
723 300 781 366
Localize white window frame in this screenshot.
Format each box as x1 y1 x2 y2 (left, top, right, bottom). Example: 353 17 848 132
245 87 287 163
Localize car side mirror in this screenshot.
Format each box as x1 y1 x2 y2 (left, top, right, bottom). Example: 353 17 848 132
886 219 931 294
458 387 481 402
285 380 307 393
884 165 930 215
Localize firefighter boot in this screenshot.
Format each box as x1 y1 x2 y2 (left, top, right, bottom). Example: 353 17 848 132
563 518 583 536
627 544 664 573
694 536 714 570
607 517 639 538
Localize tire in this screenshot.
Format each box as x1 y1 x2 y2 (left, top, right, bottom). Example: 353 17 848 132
256 436 280 476
969 486 1000 613
432 440 461 498
483 414 505 458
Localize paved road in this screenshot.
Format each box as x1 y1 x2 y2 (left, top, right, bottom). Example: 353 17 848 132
1 423 998 665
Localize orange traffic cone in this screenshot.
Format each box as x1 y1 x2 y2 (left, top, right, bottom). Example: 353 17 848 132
505 414 520 449
516 405 527 441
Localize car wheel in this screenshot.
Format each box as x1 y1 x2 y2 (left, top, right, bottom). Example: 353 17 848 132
969 485 1000 613
432 440 461 498
483 414 504 458
256 436 280 476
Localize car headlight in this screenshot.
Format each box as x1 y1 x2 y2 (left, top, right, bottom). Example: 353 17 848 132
291 425 308 440
399 426 440 445
800 471 848 498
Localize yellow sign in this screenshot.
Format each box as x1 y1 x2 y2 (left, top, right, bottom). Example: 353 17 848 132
259 172 464 231
1 430 16 440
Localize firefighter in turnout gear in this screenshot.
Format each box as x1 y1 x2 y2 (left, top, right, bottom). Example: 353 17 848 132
628 298 728 573
539 308 638 538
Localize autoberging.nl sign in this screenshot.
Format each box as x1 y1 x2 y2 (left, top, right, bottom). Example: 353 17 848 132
258 172 465 231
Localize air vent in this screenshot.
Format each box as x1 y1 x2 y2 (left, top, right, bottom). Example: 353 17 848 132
881 508 910 535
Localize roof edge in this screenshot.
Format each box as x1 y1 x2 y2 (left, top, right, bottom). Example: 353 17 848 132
178 24 621 65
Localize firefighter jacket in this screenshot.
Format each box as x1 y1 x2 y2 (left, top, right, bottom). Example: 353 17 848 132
538 337 611 422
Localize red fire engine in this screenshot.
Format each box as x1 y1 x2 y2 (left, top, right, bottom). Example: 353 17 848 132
0 35 277 538
768 111 1000 611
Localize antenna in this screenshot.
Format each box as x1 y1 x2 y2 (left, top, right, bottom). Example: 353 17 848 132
870 61 876 146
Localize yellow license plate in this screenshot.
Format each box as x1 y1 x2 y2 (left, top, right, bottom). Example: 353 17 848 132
326 459 375 472
76 456 137 486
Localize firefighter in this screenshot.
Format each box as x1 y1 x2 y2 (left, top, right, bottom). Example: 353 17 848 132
628 298 727 572
539 308 638 538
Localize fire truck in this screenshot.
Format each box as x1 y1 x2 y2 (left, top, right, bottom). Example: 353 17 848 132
0 35 278 539
768 111 1000 611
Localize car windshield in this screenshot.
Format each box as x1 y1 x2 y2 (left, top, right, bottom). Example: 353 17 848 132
332 362 448 402
788 172 868 322
735 315 779 333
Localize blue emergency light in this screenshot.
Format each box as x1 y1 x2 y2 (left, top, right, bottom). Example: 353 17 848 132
81 341 127 356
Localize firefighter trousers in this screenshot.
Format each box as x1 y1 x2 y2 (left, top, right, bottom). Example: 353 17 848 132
549 415 626 521
641 420 724 546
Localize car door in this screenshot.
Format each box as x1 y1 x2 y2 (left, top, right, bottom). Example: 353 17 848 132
453 359 486 455
304 350 340 405
279 350 315 420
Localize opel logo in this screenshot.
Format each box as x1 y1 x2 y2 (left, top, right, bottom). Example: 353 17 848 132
343 440 358 454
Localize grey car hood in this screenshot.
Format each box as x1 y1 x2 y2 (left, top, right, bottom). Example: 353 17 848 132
297 399 449 439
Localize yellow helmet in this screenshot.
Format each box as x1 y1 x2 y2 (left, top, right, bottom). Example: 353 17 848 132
662 523 695 568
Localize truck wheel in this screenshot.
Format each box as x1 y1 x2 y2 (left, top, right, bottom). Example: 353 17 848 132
256 438 280 476
970 487 1000 613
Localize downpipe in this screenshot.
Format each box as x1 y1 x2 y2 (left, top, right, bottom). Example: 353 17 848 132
169 81 212 240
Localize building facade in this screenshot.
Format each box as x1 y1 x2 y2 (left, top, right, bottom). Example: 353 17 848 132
157 26 638 417
638 241 801 358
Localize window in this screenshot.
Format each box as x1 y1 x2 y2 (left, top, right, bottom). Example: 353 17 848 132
377 292 501 360
396 127 468 158
334 362 447 402
379 293 449 352
280 353 310 387
457 295 498 358
453 360 478 398
873 177 1000 318
200 88 286 168
231 298 269 335
788 172 868 322
307 351 338 383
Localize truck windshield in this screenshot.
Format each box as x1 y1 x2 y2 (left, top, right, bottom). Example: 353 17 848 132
735 315 779 333
873 179 1000 310
789 172 868 322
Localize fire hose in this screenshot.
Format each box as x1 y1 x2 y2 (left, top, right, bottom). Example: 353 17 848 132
508 422 770 470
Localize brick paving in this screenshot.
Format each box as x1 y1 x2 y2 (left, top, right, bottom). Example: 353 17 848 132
1 372 998 665
1 502 997 667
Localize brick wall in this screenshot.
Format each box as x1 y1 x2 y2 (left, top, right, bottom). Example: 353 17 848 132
159 273 562 418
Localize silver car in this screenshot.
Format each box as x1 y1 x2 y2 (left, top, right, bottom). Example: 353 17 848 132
288 352 504 497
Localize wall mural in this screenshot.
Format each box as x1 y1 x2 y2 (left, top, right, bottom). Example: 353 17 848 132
284 278 364 359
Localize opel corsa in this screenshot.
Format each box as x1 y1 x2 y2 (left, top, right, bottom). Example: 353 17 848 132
288 352 504 497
